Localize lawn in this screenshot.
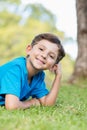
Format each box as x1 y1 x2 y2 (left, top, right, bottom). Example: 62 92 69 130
0 84 87 130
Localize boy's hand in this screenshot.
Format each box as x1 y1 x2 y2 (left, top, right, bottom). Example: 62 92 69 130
32 98 41 106
5 94 41 110
49 63 62 78
39 63 62 106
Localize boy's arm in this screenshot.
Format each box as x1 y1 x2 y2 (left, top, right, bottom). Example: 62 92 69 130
5 94 40 110
39 64 62 106
5 64 61 110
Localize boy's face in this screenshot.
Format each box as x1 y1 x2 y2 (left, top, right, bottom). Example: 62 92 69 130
26 40 59 70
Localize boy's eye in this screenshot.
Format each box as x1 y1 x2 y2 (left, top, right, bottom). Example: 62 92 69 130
50 55 54 59
39 48 43 51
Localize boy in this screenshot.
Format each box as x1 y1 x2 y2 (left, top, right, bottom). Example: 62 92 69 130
0 33 65 110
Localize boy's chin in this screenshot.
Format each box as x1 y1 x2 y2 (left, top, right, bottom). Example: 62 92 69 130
32 62 48 70
32 65 43 70
33 65 47 71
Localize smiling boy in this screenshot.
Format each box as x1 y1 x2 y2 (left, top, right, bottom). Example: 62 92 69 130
0 33 65 110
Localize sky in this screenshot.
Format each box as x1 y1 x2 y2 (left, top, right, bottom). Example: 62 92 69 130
21 0 77 40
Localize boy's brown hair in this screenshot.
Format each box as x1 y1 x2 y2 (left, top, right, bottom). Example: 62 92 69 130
31 33 65 63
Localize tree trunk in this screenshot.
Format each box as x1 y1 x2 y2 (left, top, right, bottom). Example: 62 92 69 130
69 0 87 83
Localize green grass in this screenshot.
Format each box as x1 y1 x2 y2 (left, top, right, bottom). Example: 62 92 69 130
0 84 87 130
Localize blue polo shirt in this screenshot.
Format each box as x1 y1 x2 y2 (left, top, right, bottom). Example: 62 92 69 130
0 57 49 105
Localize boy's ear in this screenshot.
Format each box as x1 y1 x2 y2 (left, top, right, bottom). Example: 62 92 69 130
26 44 32 55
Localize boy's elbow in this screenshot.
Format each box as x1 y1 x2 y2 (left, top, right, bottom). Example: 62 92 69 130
5 94 20 110
5 102 18 110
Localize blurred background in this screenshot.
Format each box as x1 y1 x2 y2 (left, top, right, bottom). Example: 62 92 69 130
0 0 87 86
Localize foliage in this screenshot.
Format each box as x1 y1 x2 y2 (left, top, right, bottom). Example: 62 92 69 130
0 0 21 5
0 1 65 65
0 84 87 130
24 3 56 25
61 54 75 81
0 11 21 27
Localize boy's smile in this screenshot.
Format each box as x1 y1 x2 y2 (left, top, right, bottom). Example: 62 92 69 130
26 40 59 71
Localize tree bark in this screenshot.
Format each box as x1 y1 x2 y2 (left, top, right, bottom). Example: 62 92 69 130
69 0 87 83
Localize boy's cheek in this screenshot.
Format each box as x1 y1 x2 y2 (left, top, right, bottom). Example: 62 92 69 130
48 63 55 70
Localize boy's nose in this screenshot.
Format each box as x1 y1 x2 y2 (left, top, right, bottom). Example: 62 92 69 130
42 52 47 59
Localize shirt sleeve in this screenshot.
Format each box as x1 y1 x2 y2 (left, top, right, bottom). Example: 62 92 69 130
31 72 49 99
0 65 21 98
